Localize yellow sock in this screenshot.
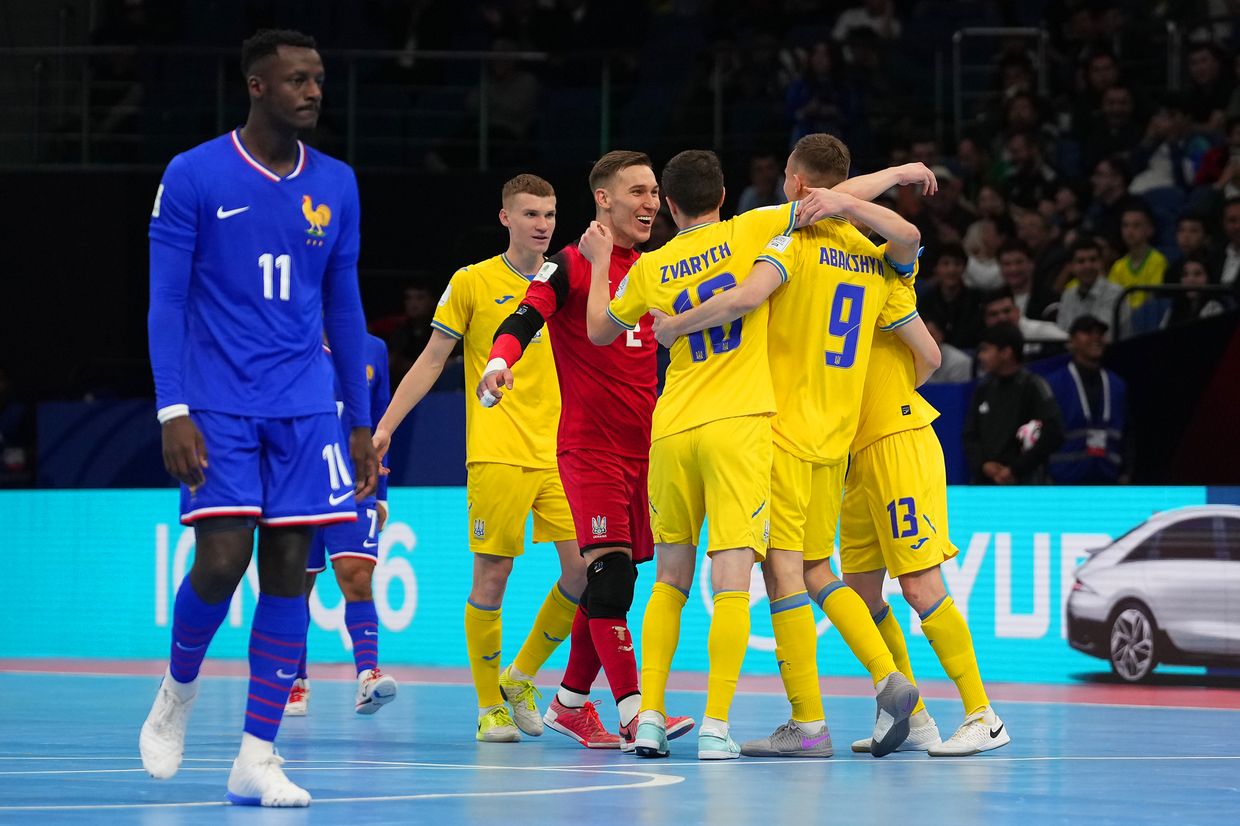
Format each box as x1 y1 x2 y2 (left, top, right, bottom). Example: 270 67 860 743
512 583 577 677
705 590 750 722
771 591 824 723
464 601 503 708
816 581 896 685
639 582 687 717
874 604 926 716
921 596 989 716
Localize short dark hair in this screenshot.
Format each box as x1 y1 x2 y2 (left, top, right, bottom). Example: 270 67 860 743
241 29 317 76
981 286 1016 307
1095 155 1131 184
589 150 652 193
997 239 1033 261
1224 195 1240 213
1119 199 1155 225
661 150 724 217
934 242 967 267
979 321 1024 360
789 133 851 187
1177 212 1207 228
1069 238 1101 258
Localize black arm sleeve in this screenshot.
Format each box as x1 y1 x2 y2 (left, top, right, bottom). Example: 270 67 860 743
493 303 547 349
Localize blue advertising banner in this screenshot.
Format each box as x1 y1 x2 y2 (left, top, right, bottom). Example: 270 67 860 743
0 487 1214 684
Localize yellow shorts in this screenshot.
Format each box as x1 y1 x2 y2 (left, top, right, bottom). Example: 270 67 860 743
839 426 959 577
769 445 846 561
466 462 575 557
648 415 771 560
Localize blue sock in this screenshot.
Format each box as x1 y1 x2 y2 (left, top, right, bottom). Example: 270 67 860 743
345 600 379 674
243 594 307 742
168 578 230 684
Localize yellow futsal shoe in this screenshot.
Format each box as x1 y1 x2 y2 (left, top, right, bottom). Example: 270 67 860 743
499 665 544 736
476 705 521 743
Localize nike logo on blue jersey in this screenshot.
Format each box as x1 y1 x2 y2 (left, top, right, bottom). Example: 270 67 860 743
174 641 206 651
364 629 378 637
495 295 515 304
482 650 501 661
276 668 298 679
216 205 250 219
910 537 929 551
543 632 564 643
363 540 378 549
328 490 354 506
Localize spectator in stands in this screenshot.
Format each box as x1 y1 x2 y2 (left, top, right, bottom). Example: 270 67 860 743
465 38 539 159
963 217 1004 290
982 286 1068 358
1165 212 1212 286
1015 209 1069 295
0 366 33 487
963 322 1065 485
925 319 973 384
1005 92 1058 154
954 135 993 202
386 282 439 385
1058 238 1129 336
832 0 902 42
1046 316 1130 484
998 239 1057 321
924 165 975 242
921 242 983 349
785 40 854 144
1109 201 1167 310
736 151 787 213
1161 253 1231 328
1083 155 1131 247
1195 116 1240 199
976 183 1010 222
1071 49 1122 134
1212 197 1240 290
1002 130 1059 209
1082 85 1141 172
1049 183 1084 240
1183 41 1232 131
1130 96 1207 194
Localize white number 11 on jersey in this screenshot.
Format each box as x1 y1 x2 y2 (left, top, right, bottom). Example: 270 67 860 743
259 253 291 301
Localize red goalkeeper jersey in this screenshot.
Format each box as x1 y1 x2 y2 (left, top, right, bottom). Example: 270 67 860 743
520 242 656 460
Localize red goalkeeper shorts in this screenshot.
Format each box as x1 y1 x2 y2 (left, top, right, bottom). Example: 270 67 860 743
557 448 654 563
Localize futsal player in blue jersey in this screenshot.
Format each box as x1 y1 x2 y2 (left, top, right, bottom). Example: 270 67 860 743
286 334 398 717
140 29 377 808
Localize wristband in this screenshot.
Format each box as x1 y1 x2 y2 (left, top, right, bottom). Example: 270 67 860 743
157 404 189 424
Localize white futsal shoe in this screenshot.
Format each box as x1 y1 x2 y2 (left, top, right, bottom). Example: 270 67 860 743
284 678 309 717
226 735 311 807
139 669 198 779
929 707 1010 756
355 668 399 715
852 709 941 753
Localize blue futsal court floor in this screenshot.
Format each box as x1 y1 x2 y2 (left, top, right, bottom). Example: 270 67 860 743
0 670 1236 824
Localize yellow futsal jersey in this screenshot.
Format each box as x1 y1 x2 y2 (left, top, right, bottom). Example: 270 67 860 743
431 253 559 469
761 219 918 464
852 275 939 454
609 202 798 441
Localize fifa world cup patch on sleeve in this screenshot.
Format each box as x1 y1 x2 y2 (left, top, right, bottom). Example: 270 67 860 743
614 275 629 299
437 284 452 307
766 234 792 252
534 261 558 283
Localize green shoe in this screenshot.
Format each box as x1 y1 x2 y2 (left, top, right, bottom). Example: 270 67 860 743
476 706 521 742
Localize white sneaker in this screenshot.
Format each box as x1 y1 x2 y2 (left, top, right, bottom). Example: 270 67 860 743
284 678 309 717
226 750 311 807
139 673 198 779
928 707 1010 757
355 668 398 715
499 665 544 736
852 710 941 753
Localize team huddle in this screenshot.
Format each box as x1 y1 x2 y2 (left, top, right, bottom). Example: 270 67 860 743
138 30 1008 809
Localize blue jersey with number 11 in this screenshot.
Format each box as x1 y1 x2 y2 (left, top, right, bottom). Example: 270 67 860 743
149 130 363 421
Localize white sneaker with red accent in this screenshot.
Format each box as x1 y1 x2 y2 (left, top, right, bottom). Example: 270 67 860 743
284 679 309 717
355 668 398 715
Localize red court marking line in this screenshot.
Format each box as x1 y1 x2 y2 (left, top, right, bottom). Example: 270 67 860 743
3 658 1238 711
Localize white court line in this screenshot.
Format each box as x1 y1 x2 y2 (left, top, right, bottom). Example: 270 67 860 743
3 669 1237 714
0 762 682 812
